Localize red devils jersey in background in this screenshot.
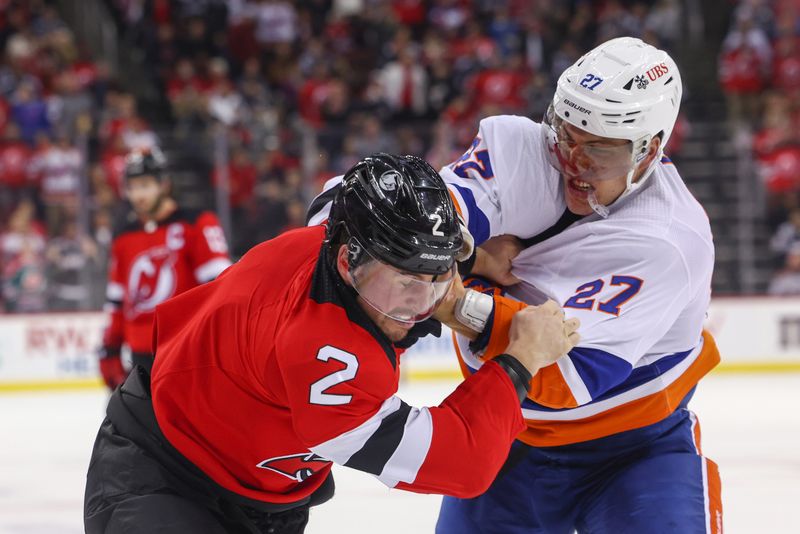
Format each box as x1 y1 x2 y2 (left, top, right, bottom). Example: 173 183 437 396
102 208 232 355
150 226 525 506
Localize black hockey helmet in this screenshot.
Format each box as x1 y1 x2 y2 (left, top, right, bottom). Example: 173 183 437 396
327 153 463 276
124 147 167 181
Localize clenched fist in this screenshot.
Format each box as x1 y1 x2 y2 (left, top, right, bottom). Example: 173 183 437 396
504 300 580 377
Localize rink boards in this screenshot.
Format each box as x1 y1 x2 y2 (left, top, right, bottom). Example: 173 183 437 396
1 297 799 390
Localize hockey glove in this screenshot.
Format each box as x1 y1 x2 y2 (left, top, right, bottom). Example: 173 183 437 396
99 353 127 391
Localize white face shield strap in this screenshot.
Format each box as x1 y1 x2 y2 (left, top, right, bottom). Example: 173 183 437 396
349 246 455 324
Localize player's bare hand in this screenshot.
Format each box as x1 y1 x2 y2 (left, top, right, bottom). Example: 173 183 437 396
433 273 477 338
504 300 580 376
472 235 522 286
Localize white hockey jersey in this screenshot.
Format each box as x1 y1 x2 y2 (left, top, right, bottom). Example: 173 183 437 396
442 115 720 446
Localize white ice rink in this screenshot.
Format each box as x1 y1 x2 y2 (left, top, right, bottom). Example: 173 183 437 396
1 373 798 534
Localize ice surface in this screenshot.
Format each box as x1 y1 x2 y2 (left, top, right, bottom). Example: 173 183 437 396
0 373 797 533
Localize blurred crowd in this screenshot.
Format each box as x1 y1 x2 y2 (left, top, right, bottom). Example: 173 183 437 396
110 0 688 253
6 0 799 314
0 0 135 313
718 0 800 294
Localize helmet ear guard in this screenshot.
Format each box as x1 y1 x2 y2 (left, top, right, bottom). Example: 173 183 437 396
346 237 367 269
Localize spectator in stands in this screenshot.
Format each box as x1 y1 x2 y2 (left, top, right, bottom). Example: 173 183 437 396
732 0 776 38
212 146 257 256
771 34 800 96
208 78 244 127
30 132 84 234
176 15 219 62
768 243 800 295
237 56 271 109
596 0 643 43
100 136 129 197
770 208 800 261
248 0 299 48
0 199 47 313
352 115 395 158
758 142 800 198
9 81 50 145
468 51 530 114
50 71 94 141
426 56 458 118
0 121 33 213
280 197 306 233
4 0 735 309
121 116 159 151
644 0 683 51
45 220 100 311
28 130 84 235
378 46 428 120
297 62 336 129
719 12 771 126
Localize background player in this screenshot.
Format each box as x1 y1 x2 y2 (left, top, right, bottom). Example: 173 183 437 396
435 37 723 533
97 147 232 388
84 153 579 534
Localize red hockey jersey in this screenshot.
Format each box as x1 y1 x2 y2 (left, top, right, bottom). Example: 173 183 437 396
102 208 231 354
150 226 525 505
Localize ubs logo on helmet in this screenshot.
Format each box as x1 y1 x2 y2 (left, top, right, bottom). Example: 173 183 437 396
646 62 669 81
379 170 399 191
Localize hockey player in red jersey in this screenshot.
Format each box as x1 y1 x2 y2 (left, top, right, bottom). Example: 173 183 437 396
97 147 232 388
84 153 580 534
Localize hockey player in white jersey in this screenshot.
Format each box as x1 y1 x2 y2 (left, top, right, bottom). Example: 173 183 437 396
434 37 724 533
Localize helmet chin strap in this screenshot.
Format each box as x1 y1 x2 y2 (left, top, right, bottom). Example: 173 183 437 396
587 190 609 218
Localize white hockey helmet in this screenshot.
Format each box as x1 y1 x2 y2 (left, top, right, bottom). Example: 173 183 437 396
545 37 682 211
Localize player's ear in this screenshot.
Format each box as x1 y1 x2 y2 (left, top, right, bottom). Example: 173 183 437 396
644 135 662 164
336 244 353 285
635 134 662 177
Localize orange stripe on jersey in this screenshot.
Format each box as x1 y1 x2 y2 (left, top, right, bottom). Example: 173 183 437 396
528 364 579 409
474 294 578 409
705 458 724 533
515 330 721 447
448 190 464 218
482 295 527 359
692 413 704 456
451 324 573 414
453 334 472 377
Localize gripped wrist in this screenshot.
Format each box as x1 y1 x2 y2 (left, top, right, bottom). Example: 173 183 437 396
493 353 533 402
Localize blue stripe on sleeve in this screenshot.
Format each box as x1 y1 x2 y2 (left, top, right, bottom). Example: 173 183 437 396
568 347 633 401
594 347 692 402
522 347 695 412
450 184 491 245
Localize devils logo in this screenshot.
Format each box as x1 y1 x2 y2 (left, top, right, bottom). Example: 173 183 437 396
257 452 331 482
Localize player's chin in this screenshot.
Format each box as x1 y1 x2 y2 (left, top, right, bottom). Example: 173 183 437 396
563 191 590 216
384 317 415 342
132 202 155 215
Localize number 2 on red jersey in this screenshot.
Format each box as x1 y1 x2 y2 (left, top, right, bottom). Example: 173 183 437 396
309 346 359 406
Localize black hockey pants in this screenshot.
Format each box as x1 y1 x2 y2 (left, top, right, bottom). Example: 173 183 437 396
84 367 334 534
